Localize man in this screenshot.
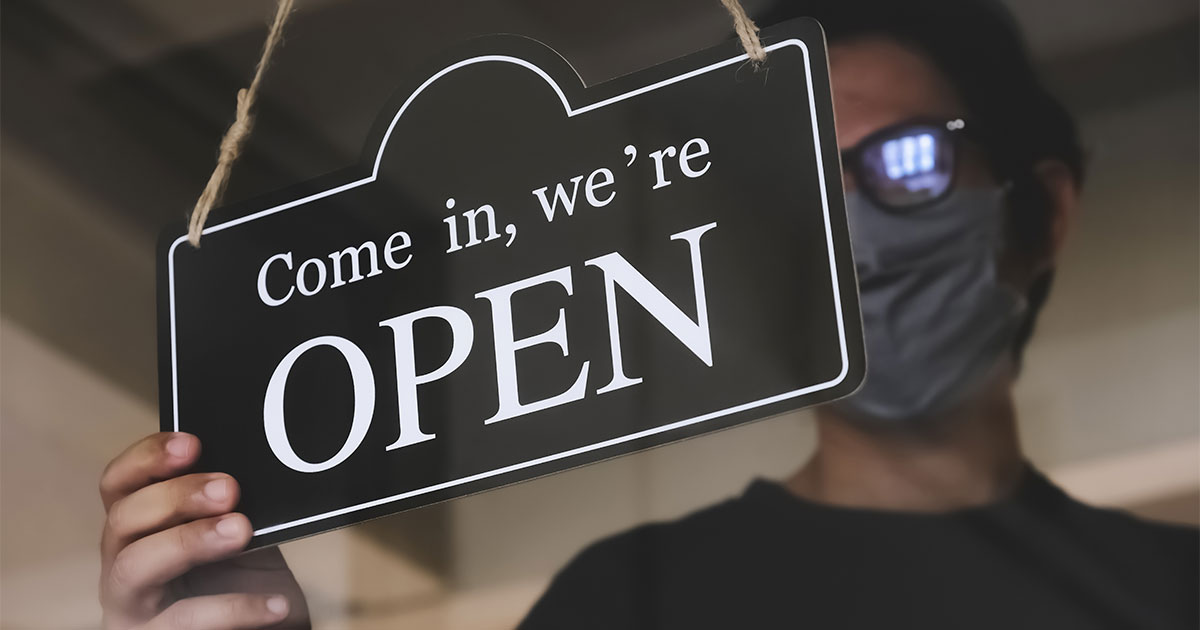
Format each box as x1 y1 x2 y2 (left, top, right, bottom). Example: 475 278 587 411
97 1 1198 628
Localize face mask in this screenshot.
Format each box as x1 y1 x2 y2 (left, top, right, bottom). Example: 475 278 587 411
834 187 1028 423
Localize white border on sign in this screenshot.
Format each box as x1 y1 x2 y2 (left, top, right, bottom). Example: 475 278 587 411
167 39 849 537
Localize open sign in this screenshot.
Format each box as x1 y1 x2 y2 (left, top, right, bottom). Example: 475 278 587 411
158 19 863 547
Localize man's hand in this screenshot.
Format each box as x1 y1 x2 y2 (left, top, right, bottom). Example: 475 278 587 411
99 433 310 629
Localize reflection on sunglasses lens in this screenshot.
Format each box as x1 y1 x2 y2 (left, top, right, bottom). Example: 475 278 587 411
863 127 954 209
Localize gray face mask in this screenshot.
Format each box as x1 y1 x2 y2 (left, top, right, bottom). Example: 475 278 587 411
835 187 1028 423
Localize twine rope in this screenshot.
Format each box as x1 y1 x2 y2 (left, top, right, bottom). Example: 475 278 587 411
184 0 764 246
186 0 294 247
720 0 766 64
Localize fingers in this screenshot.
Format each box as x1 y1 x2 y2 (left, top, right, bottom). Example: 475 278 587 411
98 435 294 629
100 433 199 510
102 473 239 564
106 514 252 612
145 593 290 630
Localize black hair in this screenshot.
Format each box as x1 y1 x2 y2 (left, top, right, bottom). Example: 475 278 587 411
756 0 1085 362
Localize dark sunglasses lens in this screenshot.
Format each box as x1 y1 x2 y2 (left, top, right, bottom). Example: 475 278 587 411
858 126 955 208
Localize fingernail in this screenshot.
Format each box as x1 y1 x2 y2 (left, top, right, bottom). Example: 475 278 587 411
215 515 243 538
166 436 191 458
203 478 229 502
266 595 289 616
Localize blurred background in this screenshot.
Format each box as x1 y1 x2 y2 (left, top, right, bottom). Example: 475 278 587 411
1 0 1196 627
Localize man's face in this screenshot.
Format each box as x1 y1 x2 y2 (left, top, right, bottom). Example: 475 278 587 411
822 35 1080 423
826 36 1028 419
828 35 1049 295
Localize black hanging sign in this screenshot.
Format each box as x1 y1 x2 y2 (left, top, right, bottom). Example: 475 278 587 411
157 18 864 547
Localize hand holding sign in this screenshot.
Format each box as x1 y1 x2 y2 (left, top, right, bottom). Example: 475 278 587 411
98 433 309 628
158 19 863 547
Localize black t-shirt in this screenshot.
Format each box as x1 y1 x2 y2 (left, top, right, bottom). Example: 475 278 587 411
520 467 1198 629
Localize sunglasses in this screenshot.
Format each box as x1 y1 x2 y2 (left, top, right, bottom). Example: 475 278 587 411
840 118 973 210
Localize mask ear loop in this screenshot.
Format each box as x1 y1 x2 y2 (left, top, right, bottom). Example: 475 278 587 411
995 172 1055 369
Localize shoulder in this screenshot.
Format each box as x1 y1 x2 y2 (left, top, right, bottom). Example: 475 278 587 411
1067 498 1198 564
589 492 761 556
518 493 765 629
551 492 759 587
1041 483 1199 622
1022 468 1197 568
